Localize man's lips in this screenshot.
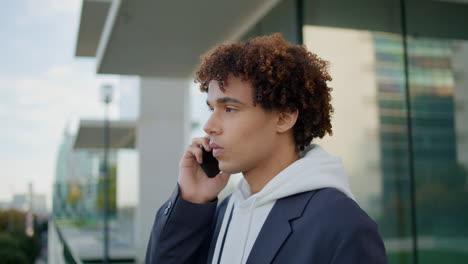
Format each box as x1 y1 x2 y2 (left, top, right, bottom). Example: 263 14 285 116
209 142 224 157
212 148 224 157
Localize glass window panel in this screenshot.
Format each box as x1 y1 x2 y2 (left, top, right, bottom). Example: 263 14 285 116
241 0 299 43
405 0 468 262
304 1 413 263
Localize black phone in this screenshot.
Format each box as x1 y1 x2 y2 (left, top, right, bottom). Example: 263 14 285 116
200 146 220 178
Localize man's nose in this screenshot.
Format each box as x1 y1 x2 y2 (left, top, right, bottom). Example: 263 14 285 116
203 113 221 135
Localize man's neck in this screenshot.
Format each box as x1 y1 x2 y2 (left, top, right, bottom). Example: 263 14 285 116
242 144 299 195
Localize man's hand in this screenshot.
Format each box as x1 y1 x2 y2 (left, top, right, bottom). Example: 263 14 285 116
178 137 230 204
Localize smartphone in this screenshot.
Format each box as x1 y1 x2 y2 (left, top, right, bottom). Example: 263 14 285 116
199 146 220 178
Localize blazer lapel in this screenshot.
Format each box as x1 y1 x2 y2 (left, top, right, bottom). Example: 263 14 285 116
207 195 231 264
246 190 318 264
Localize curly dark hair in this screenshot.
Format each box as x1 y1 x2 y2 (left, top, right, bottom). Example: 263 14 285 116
195 33 333 151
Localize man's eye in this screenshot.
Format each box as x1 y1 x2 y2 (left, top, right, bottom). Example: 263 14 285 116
208 106 236 113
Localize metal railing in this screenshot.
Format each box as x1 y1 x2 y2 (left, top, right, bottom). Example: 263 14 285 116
49 219 83 264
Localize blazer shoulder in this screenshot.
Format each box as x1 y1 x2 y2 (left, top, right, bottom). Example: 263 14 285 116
306 188 378 232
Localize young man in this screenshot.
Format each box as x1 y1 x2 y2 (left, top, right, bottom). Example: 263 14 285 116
145 33 387 264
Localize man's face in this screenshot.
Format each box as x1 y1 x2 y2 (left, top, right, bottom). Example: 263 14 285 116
204 76 279 174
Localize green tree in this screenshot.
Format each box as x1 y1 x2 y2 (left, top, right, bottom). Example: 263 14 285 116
0 210 43 263
0 233 28 264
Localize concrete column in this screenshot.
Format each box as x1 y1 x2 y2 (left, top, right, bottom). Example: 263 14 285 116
135 77 190 262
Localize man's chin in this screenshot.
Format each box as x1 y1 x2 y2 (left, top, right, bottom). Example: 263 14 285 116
218 161 242 175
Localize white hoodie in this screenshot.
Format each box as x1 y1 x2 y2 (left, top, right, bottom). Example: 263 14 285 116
211 144 355 264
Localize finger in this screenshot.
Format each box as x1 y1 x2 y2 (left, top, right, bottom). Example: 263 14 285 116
191 137 211 151
203 137 211 151
186 146 203 163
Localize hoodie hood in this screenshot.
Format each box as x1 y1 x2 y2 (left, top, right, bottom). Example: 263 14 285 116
234 144 355 208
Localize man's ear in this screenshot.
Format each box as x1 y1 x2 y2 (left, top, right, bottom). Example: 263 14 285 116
276 109 299 133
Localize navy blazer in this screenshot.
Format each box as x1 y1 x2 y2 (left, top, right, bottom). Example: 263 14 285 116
145 186 387 263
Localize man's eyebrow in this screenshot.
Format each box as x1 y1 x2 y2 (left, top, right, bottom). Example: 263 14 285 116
206 97 247 106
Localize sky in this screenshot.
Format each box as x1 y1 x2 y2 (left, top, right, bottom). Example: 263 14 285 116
0 0 122 210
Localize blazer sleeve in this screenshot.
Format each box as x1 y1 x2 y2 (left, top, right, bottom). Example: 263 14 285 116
329 219 388 264
145 184 218 264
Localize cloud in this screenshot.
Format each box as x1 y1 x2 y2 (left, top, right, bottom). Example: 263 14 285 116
46 65 75 78
0 1 124 210
28 0 81 17
16 0 81 26
1 62 121 141
0 63 121 208
2 66 121 149
2 64 120 117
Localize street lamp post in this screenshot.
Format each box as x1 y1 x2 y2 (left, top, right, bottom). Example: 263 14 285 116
100 84 113 264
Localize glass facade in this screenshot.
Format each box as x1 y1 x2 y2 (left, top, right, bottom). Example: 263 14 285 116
234 0 468 263
53 132 118 221
241 0 301 44
406 33 468 264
